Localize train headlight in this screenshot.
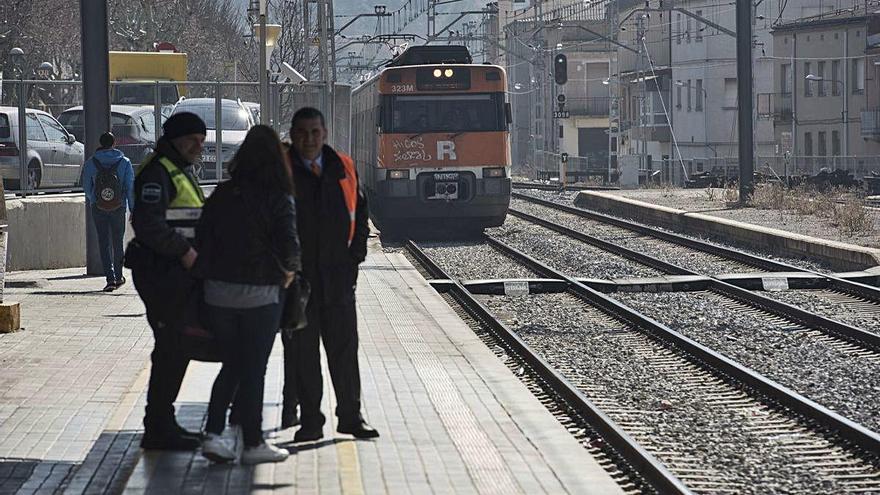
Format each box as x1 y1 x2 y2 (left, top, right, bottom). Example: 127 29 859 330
482 167 506 178
433 69 442 78
444 68 454 78
387 169 410 180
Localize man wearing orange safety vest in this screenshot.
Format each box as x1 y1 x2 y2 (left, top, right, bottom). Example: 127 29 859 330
283 107 377 442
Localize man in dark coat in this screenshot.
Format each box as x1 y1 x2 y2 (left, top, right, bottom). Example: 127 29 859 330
282 107 378 442
126 112 206 450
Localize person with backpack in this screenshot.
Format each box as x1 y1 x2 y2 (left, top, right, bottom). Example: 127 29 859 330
82 132 135 292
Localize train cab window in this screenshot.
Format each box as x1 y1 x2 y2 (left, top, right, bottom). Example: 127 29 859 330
384 93 506 134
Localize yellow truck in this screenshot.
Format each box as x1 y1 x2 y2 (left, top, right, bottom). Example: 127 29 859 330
109 50 187 105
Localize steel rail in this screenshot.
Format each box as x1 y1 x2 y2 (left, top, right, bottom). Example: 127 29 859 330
510 182 620 192
483 234 880 454
512 191 880 303
508 207 880 350
405 240 693 495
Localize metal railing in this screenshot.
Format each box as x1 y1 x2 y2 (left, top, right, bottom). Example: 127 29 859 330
0 79 351 193
757 93 792 121
566 97 611 116
860 109 880 137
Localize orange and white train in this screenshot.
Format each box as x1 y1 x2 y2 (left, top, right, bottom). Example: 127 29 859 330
351 45 512 230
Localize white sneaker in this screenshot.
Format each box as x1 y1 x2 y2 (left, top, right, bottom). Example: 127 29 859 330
201 433 236 463
241 441 290 465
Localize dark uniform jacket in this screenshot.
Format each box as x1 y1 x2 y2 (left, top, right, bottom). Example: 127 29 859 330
193 182 302 285
130 137 199 261
125 137 201 324
289 144 369 304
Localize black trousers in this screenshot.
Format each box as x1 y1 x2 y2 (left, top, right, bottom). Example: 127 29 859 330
282 279 362 428
133 269 191 434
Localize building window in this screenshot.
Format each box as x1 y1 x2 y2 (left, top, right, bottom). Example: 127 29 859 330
817 61 826 96
818 131 826 156
676 14 682 44
676 82 682 108
724 78 737 107
695 10 703 42
781 64 791 94
804 62 812 97
831 60 841 96
832 130 841 156
696 79 703 111
687 79 692 111
804 132 813 156
853 58 865 94
686 17 692 42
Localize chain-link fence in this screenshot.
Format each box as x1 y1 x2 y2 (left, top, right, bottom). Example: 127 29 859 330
0 79 351 192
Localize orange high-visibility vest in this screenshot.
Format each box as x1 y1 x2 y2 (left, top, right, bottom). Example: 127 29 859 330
337 153 358 246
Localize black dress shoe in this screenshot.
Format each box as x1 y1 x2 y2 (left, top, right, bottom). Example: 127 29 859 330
293 426 323 443
141 431 201 451
175 423 203 440
337 421 379 439
281 409 300 430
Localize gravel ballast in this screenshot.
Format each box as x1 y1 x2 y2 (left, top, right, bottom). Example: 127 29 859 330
515 189 832 272
612 290 880 432
418 240 538 280
487 216 663 280
761 289 880 334
479 292 869 494
511 197 759 276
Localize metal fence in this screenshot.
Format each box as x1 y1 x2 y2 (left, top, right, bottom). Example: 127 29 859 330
648 155 880 186
0 79 351 193
534 150 612 182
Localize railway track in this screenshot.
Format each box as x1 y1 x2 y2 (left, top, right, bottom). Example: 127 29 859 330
406 238 880 494
509 192 880 339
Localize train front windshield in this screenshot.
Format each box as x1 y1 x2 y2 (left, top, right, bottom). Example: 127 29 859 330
384 94 506 134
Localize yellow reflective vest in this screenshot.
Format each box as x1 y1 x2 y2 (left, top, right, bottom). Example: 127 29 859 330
137 154 205 239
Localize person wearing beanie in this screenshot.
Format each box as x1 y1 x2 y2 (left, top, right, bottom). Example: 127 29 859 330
124 111 207 451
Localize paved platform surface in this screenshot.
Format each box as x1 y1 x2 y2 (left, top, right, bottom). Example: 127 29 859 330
0 242 622 494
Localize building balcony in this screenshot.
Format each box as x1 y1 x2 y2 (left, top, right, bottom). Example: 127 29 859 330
757 93 792 121
566 97 611 117
861 109 880 138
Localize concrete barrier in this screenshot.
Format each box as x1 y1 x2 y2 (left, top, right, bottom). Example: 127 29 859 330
5 195 88 271
574 190 880 272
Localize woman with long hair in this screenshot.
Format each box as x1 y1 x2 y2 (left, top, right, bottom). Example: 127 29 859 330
194 124 300 464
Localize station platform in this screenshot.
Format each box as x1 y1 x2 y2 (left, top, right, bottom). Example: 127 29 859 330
0 240 622 494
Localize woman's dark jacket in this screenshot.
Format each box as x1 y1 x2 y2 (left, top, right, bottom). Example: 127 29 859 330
193 181 301 285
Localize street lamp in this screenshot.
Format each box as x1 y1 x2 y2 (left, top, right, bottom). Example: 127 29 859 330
805 73 848 159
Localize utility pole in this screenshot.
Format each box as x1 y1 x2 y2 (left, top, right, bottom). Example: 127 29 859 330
259 0 269 125
637 14 648 179
80 0 110 275
736 0 754 202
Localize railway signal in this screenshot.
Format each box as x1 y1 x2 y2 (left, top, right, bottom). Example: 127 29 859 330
553 54 567 85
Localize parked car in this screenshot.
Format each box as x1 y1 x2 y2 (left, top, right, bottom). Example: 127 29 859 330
0 107 85 190
169 98 254 180
241 101 261 126
58 105 161 165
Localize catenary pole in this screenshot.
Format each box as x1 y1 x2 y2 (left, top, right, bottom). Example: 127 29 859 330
736 0 754 202
80 0 111 275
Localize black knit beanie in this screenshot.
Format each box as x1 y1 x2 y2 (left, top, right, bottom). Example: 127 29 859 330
163 112 207 140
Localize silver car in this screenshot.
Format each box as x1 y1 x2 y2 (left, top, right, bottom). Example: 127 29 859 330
169 98 254 180
0 107 85 189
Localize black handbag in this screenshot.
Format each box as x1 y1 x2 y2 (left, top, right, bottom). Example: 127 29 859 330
179 279 223 363
281 274 310 338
